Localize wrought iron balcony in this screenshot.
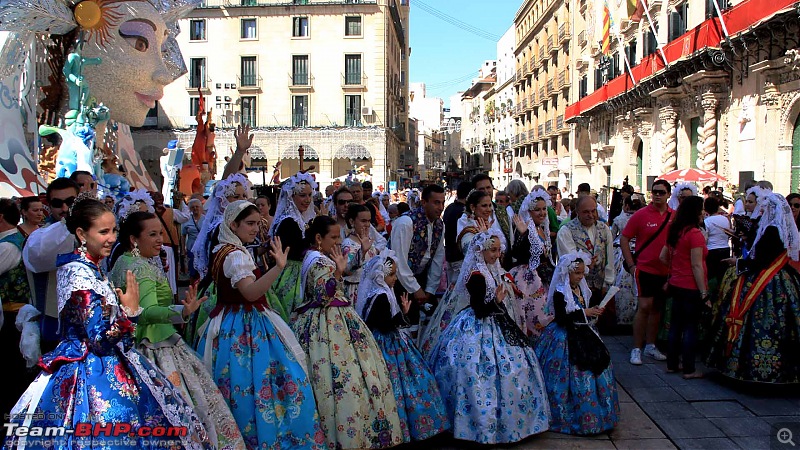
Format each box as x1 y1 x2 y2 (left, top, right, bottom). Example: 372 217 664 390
237 74 262 90
559 23 571 43
289 73 314 90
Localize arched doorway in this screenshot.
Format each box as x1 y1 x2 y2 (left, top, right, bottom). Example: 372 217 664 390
636 139 644 191
140 145 163 187
333 144 372 180
793 115 800 192
281 144 319 176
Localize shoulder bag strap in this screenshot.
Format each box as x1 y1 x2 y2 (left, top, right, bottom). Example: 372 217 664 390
634 211 671 258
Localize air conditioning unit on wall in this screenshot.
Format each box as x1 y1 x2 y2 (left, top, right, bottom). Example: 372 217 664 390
361 106 373 116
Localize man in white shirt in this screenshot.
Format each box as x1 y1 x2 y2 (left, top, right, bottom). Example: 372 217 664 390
391 184 446 334
23 177 80 352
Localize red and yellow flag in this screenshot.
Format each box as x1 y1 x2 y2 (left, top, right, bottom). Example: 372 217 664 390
602 1 611 55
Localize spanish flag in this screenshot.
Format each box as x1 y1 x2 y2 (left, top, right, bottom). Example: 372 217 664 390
629 0 645 22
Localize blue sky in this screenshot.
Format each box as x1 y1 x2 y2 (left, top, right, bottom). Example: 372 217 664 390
409 0 522 108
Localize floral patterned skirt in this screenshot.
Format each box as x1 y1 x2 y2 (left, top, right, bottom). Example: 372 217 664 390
535 322 620 435
292 305 403 449
427 308 551 444
6 348 212 449
613 247 638 326
197 308 323 449
706 266 800 384
140 337 246 450
372 330 450 442
266 259 303 323
416 285 465 359
509 264 551 338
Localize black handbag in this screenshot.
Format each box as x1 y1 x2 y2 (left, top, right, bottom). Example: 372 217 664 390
567 322 611 375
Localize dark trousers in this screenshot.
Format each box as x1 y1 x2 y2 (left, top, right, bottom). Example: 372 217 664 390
667 285 703 374
707 248 731 283
1 311 40 415
589 288 617 334
394 271 428 326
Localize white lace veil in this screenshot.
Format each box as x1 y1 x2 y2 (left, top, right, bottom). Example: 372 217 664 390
519 188 553 270
749 191 800 261
268 172 318 239
214 200 252 255
372 191 390 223
451 230 505 311
745 185 771 218
356 249 399 320
668 182 698 210
116 189 155 221
192 173 251 275
547 250 593 314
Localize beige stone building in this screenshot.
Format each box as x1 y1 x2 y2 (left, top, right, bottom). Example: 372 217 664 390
132 0 411 190
565 0 800 196
512 0 574 190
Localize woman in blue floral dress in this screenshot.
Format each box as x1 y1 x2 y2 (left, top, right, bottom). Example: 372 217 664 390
6 197 212 450
294 216 403 449
356 249 450 443
428 230 551 444
196 201 324 449
535 251 619 435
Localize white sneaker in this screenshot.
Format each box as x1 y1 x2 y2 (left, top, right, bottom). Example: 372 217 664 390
630 348 643 365
645 344 667 361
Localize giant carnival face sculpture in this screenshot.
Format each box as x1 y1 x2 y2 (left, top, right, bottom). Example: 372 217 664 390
0 0 199 195
79 2 174 127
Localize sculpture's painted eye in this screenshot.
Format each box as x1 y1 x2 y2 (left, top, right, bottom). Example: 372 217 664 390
119 19 156 53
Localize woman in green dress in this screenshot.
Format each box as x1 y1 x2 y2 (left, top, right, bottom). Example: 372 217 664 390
110 211 246 450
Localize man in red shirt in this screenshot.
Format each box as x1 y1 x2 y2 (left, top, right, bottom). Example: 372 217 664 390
621 179 674 365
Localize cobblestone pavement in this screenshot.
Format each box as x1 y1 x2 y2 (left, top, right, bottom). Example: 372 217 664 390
404 335 800 450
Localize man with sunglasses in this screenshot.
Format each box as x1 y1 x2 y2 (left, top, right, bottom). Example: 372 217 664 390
23 177 80 354
620 179 674 365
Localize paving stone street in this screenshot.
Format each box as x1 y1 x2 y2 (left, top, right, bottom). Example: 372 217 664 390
405 335 800 450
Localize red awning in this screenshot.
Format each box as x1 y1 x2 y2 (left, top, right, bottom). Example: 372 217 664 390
565 0 798 120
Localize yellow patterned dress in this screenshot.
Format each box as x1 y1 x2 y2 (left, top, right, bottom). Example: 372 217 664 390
293 252 403 449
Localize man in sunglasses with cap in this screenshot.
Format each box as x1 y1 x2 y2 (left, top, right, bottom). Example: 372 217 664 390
23 177 81 354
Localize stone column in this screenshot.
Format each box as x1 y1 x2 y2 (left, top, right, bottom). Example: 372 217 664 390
659 105 678 173
697 94 719 171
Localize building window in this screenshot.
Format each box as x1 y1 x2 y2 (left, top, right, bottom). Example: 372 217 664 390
189 20 206 41
690 116 701 168
344 54 362 85
241 96 256 127
241 18 257 39
668 3 688 42
594 65 603 90
292 55 309 85
643 29 658 57
579 75 588 98
190 97 201 117
189 58 206 88
241 0 257 5
293 95 308 127
345 95 361 126
241 56 257 86
625 39 637 66
345 16 362 36
706 0 729 18
293 17 309 37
